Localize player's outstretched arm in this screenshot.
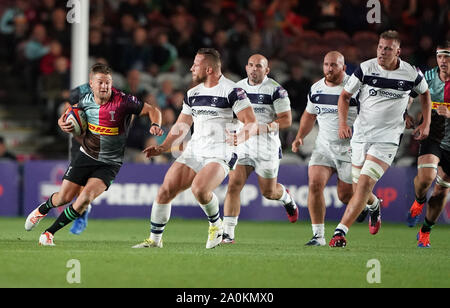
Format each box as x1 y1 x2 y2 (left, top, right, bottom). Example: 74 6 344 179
337 90 353 139
140 102 163 136
227 106 257 146
292 111 317 153
413 90 432 140
143 112 193 158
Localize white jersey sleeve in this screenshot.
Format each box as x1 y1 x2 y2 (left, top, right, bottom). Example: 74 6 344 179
305 91 318 115
273 86 291 114
229 87 252 114
413 73 428 95
344 67 363 94
181 94 192 115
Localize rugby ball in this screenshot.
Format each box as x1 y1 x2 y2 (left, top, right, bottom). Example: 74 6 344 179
63 106 87 136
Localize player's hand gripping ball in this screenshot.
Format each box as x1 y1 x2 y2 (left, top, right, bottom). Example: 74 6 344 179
63 106 87 136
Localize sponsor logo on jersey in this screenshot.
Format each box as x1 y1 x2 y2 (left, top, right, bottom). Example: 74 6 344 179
253 107 266 113
368 88 404 99
88 123 119 135
315 105 338 114
192 109 219 116
431 101 450 110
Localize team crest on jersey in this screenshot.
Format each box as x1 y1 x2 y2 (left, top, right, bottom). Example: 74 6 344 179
258 94 264 103
211 97 218 106
397 80 405 90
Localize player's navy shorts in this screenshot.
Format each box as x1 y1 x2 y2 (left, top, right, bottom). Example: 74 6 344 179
439 147 450 176
63 151 121 190
418 138 442 159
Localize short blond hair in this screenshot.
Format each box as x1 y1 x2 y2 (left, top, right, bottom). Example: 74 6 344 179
380 30 401 46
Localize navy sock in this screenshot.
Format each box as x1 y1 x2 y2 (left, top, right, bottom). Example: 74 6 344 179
38 194 55 215
415 195 427 205
421 217 434 233
45 204 81 235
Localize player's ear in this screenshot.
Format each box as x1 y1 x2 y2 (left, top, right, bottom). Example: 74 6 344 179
265 67 270 75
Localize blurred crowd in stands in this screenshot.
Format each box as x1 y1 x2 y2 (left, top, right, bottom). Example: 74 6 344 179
0 0 448 164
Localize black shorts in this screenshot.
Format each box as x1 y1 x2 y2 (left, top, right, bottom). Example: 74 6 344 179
418 138 442 159
62 151 121 190
439 147 450 176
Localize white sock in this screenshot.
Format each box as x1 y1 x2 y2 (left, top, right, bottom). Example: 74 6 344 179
150 201 172 243
368 196 380 211
223 216 238 239
312 224 325 238
278 184 293 205
334 223 349 236
199 193 221 226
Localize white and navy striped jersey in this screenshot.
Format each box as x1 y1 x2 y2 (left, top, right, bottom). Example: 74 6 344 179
235 77 290 160
306 75 358 145
344 58 428 145
181 75 252 159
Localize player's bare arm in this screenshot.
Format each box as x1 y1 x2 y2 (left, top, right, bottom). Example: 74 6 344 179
58 111 73 133
258 110 292 135
413 90 431 140
226 106 257 146
139 102 163 136
143 112 193 158
337 90 353 139
404 96 416 129
292 111 317 153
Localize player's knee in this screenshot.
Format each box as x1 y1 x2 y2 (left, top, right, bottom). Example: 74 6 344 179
308 180 325 195
157 186 176 204
191 185 210 204
227 181 245 195
417 173 437 188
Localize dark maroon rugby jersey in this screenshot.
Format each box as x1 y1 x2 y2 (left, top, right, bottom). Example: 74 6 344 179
77 88 144 165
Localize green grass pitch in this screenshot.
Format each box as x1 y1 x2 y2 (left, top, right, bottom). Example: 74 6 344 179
0 217 449 288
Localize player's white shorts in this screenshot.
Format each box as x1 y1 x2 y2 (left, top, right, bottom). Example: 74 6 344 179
176 151 237 176
351 140 398 167
309 148 352 184
237 155 280 179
